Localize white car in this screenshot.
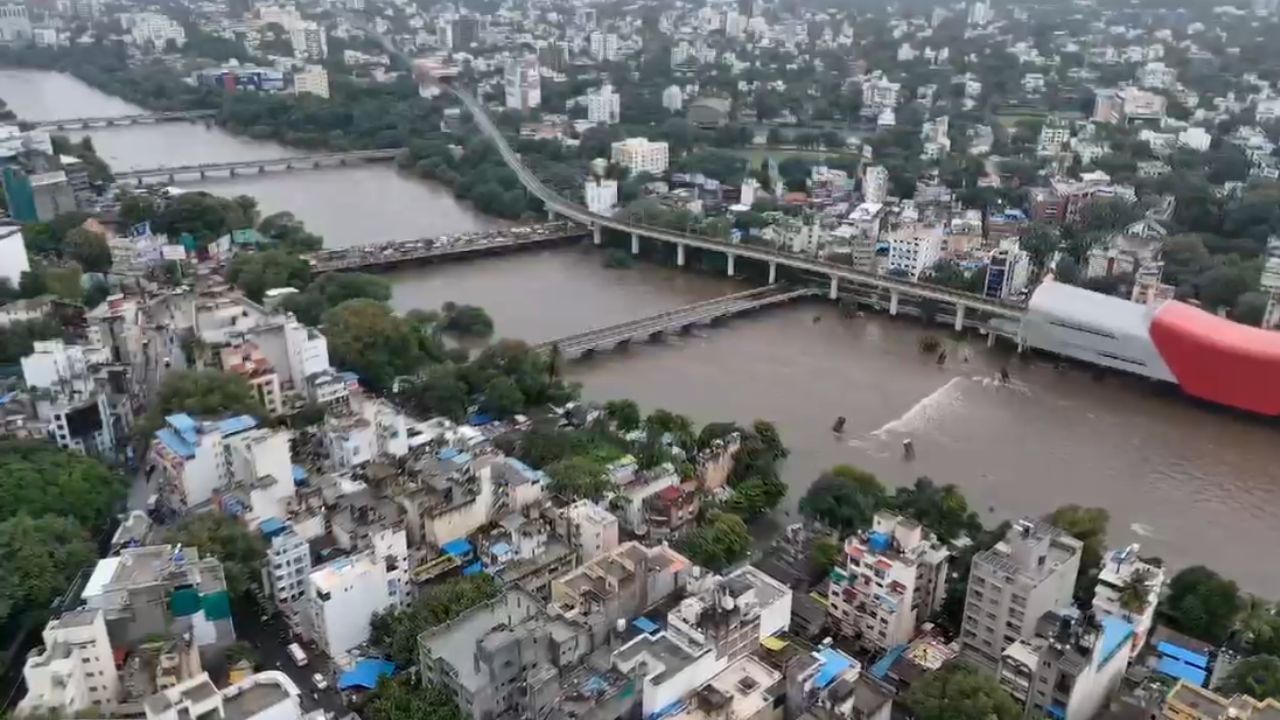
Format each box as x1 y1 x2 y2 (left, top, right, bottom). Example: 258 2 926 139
312 673 328 690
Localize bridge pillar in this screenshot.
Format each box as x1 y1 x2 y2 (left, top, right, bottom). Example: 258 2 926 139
726 253 736 276
954 304 967 332
229 168 237 177
592 225 602 246
889 289 900 316
768 262 777 285
168 174 175 183
548 209 557 221
631 233 640 256
677 243 686 266
828 276 838 300
200 170 206 180
987 330 997 348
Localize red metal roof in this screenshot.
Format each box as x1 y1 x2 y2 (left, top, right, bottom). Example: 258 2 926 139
1150 301 1280 416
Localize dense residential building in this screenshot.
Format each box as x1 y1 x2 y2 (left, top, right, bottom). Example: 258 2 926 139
219 342 284 416
560 499 619 560
141 671 322 720
290 21 326 59
126 12 184 47
1161 681 1280 719
292 65 330 98
826 512 950 653
18 608 121 717
998 609 1135 720
307 549 404 661
0 224 29 286
959 519 1083 672
261 523 312 630
584 176 619 215
1091 545 1165 657
862 165 889 204
589 31 618 61
0 2 32 41
662 84 684 112
984 243 1033 300
611 137 669 174
586 83 621 124
503 54 541 110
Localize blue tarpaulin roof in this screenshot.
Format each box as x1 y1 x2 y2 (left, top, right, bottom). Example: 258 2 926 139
166 413 198 440
437 447 460 461
258 517 287 538
869 644 908 679
1099 616 1135 667
814 648 856 688
292 465 309 485
442 538 474 557
1156 656 1208 687
490 542 512 558
468 412 494 426
155 428 196 459
1047 702 1067 720
338 371 359 384
215 415 258 436
1157 641 1209 669
461 561 484 576
0 390 17 406
448 452 473 465
337 659 396 691
632 617 660 634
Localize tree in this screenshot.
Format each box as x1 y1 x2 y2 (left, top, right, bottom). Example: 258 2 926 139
905 665 1020 720
164 514 266 599
1118 568 1156 615
0 440 126 528
324 299 437 391
279 272 390 325
227 250 310 303
370 575 501 667
481 376 525 418
120 193 159 227
398 366 469 421
799 465 887 534
1046 504 1109 603
643 409 696 449
890 477 981 543
0 316 64 364
545 454 613 499
440 302 495 337
0 514 97 623
362 677 466 720
1220 655 1280 701
1161 565 1243 645
603 399 642 432
1234 292 1270 327
1020 222 1060 271
811 537 842 575
64 227 112 272
680 511 751 571
140 370 267 437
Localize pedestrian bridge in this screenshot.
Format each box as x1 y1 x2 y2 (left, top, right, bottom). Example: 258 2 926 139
29 110 219 131
115 149 400 184
537 285 819 358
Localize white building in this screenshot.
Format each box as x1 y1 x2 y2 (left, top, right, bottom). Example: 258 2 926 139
283 318 329 390
1136 61 1176 90
293 65 329 98
150 413 269 512
222 427 295 523
1038 124 1071 155
611 137 669 175
0 3 32 42
1179 126 1213 151
504 54 541 111
586 83 621 124
563 499 619 561
263 527 312 619
584 177 619 215
888 225 943 279
589 31 619 61
998 609 1134 720
983 242 1032 300
18 608 120 717
142 671 320 720
21 339 103 394
826 512 950 653
127 12 185 48
862 164 889 204
0 225 29 287
862 77 901 112
662 84 684 112
307 550 402 661
740 177 758 207
1091 545 1165 658
289 21 326 60
967 0 991 25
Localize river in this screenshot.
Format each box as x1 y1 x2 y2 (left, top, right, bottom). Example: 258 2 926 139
4 69 1280 595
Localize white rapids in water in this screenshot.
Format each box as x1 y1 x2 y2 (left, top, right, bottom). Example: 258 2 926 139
867 374 1031 440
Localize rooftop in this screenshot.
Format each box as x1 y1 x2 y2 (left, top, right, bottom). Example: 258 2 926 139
419 589 541 693
668 656 781 720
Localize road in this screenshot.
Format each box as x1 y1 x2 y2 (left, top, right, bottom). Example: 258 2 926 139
126 289 191 513
234 607 348 717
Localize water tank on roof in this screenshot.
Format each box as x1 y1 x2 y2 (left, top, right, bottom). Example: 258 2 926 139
616 619 627 634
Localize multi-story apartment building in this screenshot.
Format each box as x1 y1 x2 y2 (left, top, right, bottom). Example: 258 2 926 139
260 523 312 629
219 342 284 416
561 499 619 561
307 550 402 660
589 31 618 61
586 83 621 124
959 518 1082 673
18 608 121 717
1161 680 1280 719
998 609 1135 720
504 54 541 111
289 21 326 60
611 137 669 175
584 177 618 214
1091 545 1165 657
293 65 330 98
827 512 950 653
862 165 889 204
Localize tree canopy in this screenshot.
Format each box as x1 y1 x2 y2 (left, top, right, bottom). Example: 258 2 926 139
0 440 126 528
227 249 311 303
0 514 97 624
278 271 391 326
680 510 751 571
799 465 887 534
545 456 613 501
323 299 444 391
164 514 267 599
360 678 465 720
905 665 1020 720
140 370 267 437
1220 655 1280 701
440 302 495 337
64 227 112 273
1046 504 1110 603
1160 565 1243 646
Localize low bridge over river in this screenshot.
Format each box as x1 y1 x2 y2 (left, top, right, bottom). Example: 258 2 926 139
537 285 820 359
302 222 588 272
116 149 399 184
27 110 219 131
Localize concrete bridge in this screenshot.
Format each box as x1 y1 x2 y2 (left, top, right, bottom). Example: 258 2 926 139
303 222 588 272
443 83 1028 331
538 285 819 358
28 110 220 131
115 149 400 185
